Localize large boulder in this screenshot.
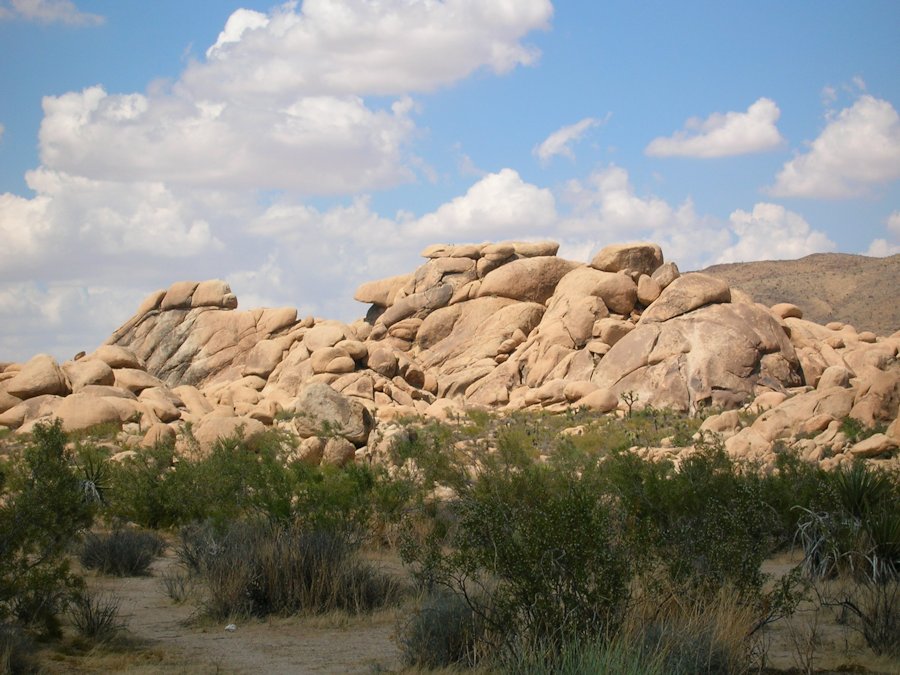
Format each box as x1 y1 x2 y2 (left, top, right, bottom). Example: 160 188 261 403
287 383 374 446
52 393 124 433
593 301 801 411
591 242 663 277
639 273 731 323
5 355 70 399
477 257 579 304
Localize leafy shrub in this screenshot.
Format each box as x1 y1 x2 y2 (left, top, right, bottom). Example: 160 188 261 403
403 443 630 661
398 591 482 669
600 443 777 603
79 529 166 577
181 520 403 620
67 592 124 643
0 421 98 637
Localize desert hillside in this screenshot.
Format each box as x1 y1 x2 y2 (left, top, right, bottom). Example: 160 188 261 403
702 253 900 336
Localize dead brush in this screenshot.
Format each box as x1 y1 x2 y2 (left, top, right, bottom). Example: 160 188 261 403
179 520 404 620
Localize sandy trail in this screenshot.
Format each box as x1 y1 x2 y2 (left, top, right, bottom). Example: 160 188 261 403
85 554 405 674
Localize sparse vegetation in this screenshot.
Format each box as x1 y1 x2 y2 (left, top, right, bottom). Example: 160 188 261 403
79 529 166 577
0 409 897 672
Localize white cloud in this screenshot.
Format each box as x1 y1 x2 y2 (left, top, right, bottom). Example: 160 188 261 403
0 169 223 283
645 98 784 158
409 169 557 238
0 122 4 142
865 210 900 257
39 86 417 194
0 0 103 25
888 210 900 237
189 0 553 100
534 116 606 164
0 1 555 361
557 165 731 267
866 239 900 257
770 95 900 198
715 203 836 264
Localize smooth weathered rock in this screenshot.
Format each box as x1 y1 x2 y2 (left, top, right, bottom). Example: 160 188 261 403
160 281 199 310
141 422 176 448
287 383 373 446
477 257 579 304
63 359 115 391
322 437 356 467
114 368 165 394
5 354 70 399
850 433 897 458
591 242 663 277
355 274 412 307
651 262 680 289
771 303 803 320
89 345 144 370
52 393 124 433
192 414 266 453
639 273 731 323
192 279 238 309
637 275 662 306
243 339 285 378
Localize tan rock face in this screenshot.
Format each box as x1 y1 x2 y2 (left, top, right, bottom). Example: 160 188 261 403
6 355 70 399
639 273 731 323
288 382 373 446
477 256 579 304
591 242 663 277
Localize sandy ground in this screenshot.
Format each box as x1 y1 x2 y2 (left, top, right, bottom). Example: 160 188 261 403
55 553 407 674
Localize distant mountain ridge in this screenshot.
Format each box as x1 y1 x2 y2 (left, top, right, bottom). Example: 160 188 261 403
702 253 900 336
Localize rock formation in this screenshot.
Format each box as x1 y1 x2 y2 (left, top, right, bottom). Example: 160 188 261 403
1 241 897 471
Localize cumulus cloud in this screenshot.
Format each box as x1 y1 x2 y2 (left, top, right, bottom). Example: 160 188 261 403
409 169 557 238
1 0 555 360
0 0 103 25
189 0 553 100
645 98 784 158
715 203 836 264
556 165 731 267
39 86 417 193
770 95 900 198
534 116 606 164
865 210 900 256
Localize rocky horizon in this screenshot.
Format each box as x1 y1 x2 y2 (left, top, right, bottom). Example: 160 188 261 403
1 240 898 471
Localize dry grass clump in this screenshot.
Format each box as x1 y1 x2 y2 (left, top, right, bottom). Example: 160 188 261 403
79 529 166 577
178 520 405 620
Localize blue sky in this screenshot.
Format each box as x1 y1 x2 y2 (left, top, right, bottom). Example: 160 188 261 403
1 0 898 362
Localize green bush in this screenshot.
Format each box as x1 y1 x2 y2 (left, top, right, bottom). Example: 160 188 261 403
403 443 630 661
79 529 166 577
0 420 99 637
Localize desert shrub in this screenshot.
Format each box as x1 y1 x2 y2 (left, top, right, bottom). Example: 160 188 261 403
600 443 777 603
182 520 402 620
0 622 38 674
793 461 900 657
403 443 630 662
761 450 833 546
398 591 483 669
0 420 99 637
106 431 405 535
79 529 166 576
159 568 193 603
67 591 125 643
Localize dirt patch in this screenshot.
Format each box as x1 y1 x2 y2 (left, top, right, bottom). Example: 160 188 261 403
48 552 406 674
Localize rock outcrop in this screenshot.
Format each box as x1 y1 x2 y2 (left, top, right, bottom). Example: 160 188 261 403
1 241 897 471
